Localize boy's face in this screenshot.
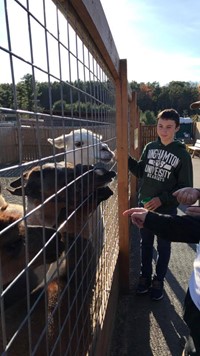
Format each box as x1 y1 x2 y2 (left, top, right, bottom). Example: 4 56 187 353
157 118 179 145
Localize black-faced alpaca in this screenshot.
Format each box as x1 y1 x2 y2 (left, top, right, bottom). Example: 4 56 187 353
4 163 116 355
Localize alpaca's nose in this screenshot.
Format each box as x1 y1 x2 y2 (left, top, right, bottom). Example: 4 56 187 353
101 143 109 151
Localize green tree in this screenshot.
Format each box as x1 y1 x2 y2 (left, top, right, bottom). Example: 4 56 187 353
140 110 156 125
16 74 42 112
1 76 199 118
0 83 14 108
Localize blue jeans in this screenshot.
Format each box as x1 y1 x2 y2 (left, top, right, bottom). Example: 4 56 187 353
140 227 171 281
139 208 177 282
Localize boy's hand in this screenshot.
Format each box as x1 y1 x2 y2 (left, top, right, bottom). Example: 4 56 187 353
123 208 148 228
144 197 161 211
173 187 200 205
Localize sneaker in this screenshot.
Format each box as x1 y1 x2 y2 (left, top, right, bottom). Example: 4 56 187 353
182 336 196 355
151 279 164 301
136 276 151 295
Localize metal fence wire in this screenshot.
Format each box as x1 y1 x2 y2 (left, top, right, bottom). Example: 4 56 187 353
0 0 120 354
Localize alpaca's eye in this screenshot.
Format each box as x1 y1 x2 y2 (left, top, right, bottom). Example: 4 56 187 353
75 141 82 148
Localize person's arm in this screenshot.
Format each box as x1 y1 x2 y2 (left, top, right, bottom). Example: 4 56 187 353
123 208 200 243
144 211 199 243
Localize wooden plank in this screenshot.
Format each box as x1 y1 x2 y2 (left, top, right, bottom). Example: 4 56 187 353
0 127 18 164
129 91 138 205
68 0 120 79
140 125 157 150
116 59 129 292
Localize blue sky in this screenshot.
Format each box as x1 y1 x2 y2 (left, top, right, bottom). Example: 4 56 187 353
0 0 200 86
101 0 200 85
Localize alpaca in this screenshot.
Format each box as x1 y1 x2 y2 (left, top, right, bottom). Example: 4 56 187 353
0 183 64 307
8 162 77 228
47 128 115 166
8 162 116 235
47 128 115 256
0 210 64 287
7 163 116 288
1 166 115 355
0 209 66 356
0 234 93 355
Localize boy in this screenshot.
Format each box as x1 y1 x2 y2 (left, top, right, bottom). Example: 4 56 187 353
128 108 193 300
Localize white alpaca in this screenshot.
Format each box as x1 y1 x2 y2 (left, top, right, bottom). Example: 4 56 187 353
47 128 115 259
47 128 115 165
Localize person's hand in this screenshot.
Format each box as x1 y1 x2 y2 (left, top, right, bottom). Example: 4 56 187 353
143 197 161 211
123 207 148 228
173 187 200 205
185 205 200 217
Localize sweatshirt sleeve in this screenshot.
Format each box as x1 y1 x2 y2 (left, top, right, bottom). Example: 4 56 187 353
128 155 144 178
144 211 199 243
128 146 147 178
158 151 193 205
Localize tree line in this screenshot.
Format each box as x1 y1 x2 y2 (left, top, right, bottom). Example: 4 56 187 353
130 80 200 124
0 74 199 124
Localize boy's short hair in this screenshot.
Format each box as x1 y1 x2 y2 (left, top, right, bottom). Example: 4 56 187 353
157 109 180 128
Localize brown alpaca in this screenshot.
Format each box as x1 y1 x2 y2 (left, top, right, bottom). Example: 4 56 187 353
1 164 115 355
0 210 64 287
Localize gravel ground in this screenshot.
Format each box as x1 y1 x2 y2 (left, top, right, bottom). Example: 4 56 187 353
110 157 200 356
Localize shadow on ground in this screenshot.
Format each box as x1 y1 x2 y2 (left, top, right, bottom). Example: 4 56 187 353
110 223 195 356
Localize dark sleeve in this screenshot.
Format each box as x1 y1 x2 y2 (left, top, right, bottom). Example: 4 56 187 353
128 147 147 178
144 211 200 243
128 155 143 177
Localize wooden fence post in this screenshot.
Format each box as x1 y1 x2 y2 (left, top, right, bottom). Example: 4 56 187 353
116 59 129 292
129 91 140 205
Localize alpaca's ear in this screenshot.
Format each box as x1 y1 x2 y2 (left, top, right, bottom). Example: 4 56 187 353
47 138 53 146
47 135 69 149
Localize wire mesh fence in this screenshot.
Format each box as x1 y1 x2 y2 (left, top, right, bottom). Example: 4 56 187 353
0 0 121 354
